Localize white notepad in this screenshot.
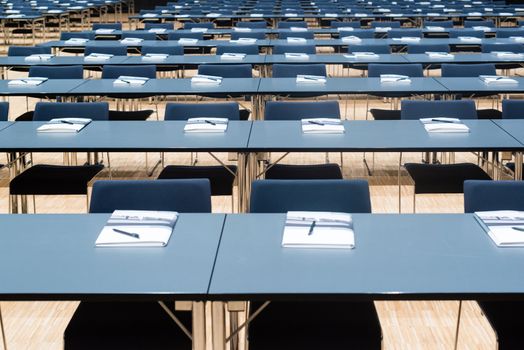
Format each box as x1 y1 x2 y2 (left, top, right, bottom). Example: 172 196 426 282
191 74 223 85
341 35 362 43
472 26 491 31
148 28 166 33
301 118 344 134
230 37 257 44
324 13 338 17
282 211 354 249
344 52 379 59
120 37 144 44
420 117 470 133
95 210 178 247
65 38 89 44
458 36 482 42
220 52 246 61
250 13 264 17
392 37 421 42
380 74 411 84
37 118 92 133
296 74 326 84
374 26 392 33
290 26 307 32
475 211 524 247
510 36 524 43
178 38 199 45
491 51 524 59
233 27 252 32
190 27 208 33
142 53 169 61
184 117 228 133
24 54 54 61
284 13 298 17
479 75 518 85
113 75 150 86
8 77 48 86
95 28 115 34
206 12 221 17
425 26 446 31
286 37 307 43
84 53 113 61
426 51 454 59
142 13 158 17
285 52 309 60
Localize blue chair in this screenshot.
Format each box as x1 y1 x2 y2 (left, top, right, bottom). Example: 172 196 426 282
216 44 259 55
341 29 375 38
143 22 173 30
121 31 157 40
64 179 211 350
183 22 215 29
407 43 450 54
102 64 156 79
423 20 453 28
0 102 9 121
401 100 490 211
84 45 128 56
264 100 340 121
197 63 252 78
9 102 109 212
29 65 84 79
464 19 495 28
448 28 485 38
464 180 524 350
7 46 51 56
60 32 95 40
230 31 266 40
277 20 308 29
370 21 401 28
496 29 524 38
248 179 381 350
502 100 524 119
272 63 326 78
387 29 423 38
272 44 316 54
278 30 314 39
482 43 524 53
236 21 267 29
441 63 496 77
92 23 122 30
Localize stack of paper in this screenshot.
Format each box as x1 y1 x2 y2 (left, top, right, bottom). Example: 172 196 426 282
47 9 63 13
142 53 169 61
420 117 470 133
425 26 446 31
190 27 208 33
191 74 223 85
142 13 158 17
499 12 514 16
120 37 144 44
472 26 491 32
95 210 178 247
84 53 113 61
426 51 454 59
250 13 263 17
469 12 484 16
37 118 92 133
380 74 411 84
301 118 344 134
287 37 307 43
337 27 354 31
492 51 524 59
296 74 326 84
178 38 199 45
8 77 48 86
206 12 221 17
324 13 338 17
220 52 246 61
374 26 392 32
475 211 524 247
393 37 421 42
24 54 54 61
341 35 362 43
65 37 89 44
284 13 298 17
354 13 368 17
95 28 115 34
458 36 482 42
344 52 379 59
113 76 150 86
233 27 252 32
184 117 228 133
282 211 354 249
285 52 309 60
479 75 518 84
148 28 166 33
290 26 307 32
7 14 25 18
230 37 257 44
510 36 524 43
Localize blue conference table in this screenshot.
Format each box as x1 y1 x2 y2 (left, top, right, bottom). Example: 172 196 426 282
436 77 524 94
0 79 87 96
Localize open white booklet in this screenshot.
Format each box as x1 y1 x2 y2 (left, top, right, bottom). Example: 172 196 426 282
296 75 326 84
285 52 309 61
142 53 169 61
184 117 228 133
220 53 246 61
301 118 344 134
420 117 470 133
282 211 354 249
8 77 48 86
24 54 54 61
191 74 223 85
113 75 150 86
84 53 113 61
479 75 518 84
344 52 380 59
95 210 178 247
380 74 411 84
475 211 524 247
37 118 92 133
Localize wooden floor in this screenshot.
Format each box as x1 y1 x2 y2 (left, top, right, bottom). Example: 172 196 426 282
0 36 508 349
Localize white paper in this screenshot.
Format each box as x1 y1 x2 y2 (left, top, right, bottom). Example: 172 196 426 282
84 53 113 61
344 52 379 59
284 52 309 60
341 35 362 43
37 118 91 133
178 38 198 45
426 51 454 59
296 74 326 84
65 38 89 44
475 211 524 247
301 118 344 134
286 37 307 43
120 37 144 44
24 54 54 61
392 36 421 42
184 117 228 133
113 75 150 86
479 75 518 84
190 27 208 33
380 74 411 84
191 74 222 85
142 53 169 61
290 26 307 32
148 28 166 33
95 28 115 34
220 52 246 61
458 36 482 42
8 77 47 86
233 27 252 32
420 118 470 133
230 37 257 44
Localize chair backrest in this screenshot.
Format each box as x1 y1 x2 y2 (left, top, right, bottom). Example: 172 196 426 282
400 100 477 120
141 45 184 55
183 22 215 29
347 44 390 54
264 100 340 120
464 180 524 213
273 44 316 54
278 31 314 39
33 102 109 121
464 20 494 28
164 102 240 120
277 21 308 29
167 31 204 40
371 21 401 28
29 65 84 79
89 179 212 213
249 179 372 213
502 100 524 119
92 23 122 30
272 63 326 78
7 46 51 56
407 43 450 54
423 20 453 28
368 63 423 77
482 43 524 53
0 102 9 121
102 65 156 79
122 31 157 40
387 29 423 38
496 28 524 38
236 21 267 28
230 31 266 40
216 44 259 55
60 31 95 40
84 45 128 56
331 20 360 28
441 63 496 77
341 29 374 38
197 64 252 78
448 28 485 38
144 22 174 30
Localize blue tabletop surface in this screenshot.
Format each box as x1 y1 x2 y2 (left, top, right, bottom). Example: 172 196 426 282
436 77 524 94
493 119 524 146
0 79 87 96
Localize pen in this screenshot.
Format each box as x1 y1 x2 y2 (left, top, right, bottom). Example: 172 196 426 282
113 228 140 239
308 220 316 235
512 226 524 232
60 120 75 125
431 118 455 123
308 120 325 126
204 119 216 126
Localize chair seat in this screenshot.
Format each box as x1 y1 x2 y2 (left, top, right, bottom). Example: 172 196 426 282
64 302 192 350
158 165 237 196
15 110 34 121
10 164 104 195
265 163 343 179
369 109 401 121
248 301 382 350
479 301 524 349
109 109 154 121
477 109 502 120
404 162 491 194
